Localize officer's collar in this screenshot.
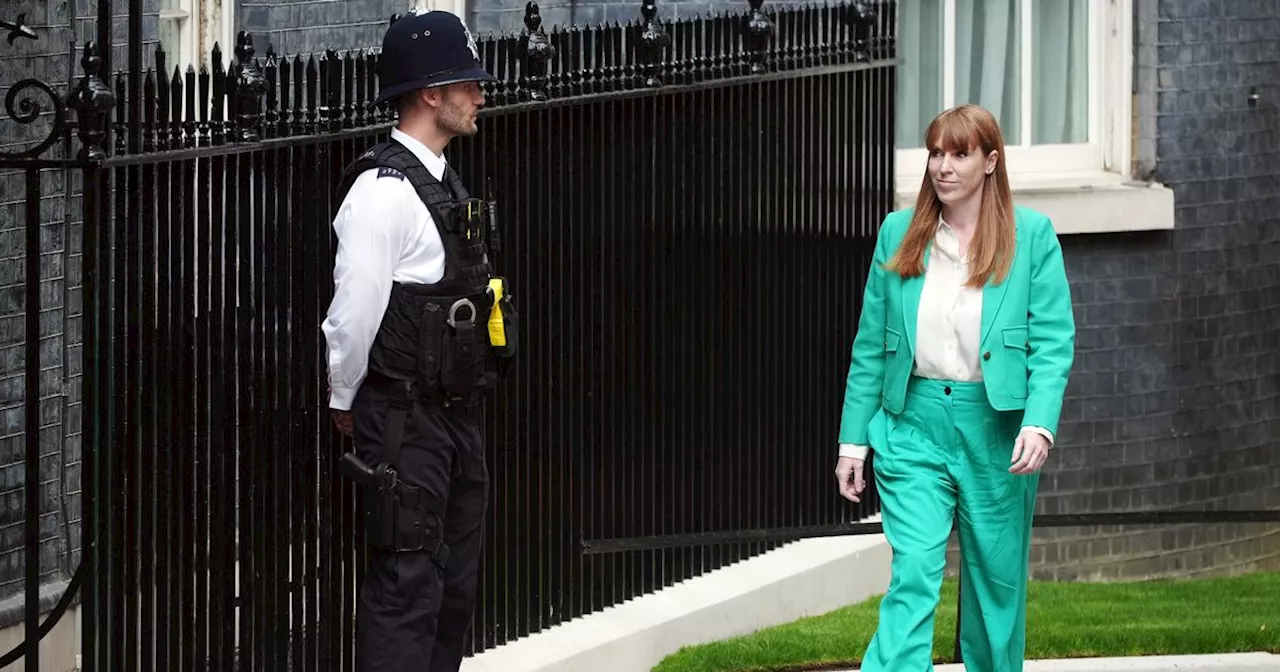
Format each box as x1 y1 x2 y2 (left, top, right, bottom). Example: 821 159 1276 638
390 128 448 183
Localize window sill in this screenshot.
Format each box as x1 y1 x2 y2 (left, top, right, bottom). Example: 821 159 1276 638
893 171 1176 235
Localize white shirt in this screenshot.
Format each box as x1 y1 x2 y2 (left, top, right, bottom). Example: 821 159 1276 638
322 128 449 411
839 218 1053 460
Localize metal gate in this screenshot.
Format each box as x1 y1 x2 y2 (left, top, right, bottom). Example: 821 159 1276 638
0 11 115 671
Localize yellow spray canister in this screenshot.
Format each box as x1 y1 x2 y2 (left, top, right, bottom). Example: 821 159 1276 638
487 278 507 347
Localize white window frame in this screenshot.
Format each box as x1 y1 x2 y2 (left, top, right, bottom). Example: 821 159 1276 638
414 0 469 20
157 0 196 72
207 0 236 70
157 0 237 73
894 0 1133 190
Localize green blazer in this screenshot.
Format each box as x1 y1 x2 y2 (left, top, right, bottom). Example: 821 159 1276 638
837 205 1076 447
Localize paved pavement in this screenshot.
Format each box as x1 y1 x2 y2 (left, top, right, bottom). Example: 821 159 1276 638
832 652 1280 671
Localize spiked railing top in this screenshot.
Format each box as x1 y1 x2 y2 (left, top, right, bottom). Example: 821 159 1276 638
10 0 894 157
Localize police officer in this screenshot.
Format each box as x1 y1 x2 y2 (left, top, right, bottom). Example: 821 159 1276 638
322 9 515 671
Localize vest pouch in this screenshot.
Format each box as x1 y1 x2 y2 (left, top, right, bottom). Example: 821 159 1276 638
455 199 491 266
440 298 483 397
434 202 462 234
391 482 430 553
495 293 518 359
459 198 487 240
416 303 445 393
364 464 399 550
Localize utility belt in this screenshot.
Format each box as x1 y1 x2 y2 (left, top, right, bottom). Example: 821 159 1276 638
366 371 484 410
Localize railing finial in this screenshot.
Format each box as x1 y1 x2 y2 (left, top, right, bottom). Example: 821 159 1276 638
67 40 115 161
743 0 775 74
845 1 877 61
233 31 267 141
638 0 672 87
518 2 555 101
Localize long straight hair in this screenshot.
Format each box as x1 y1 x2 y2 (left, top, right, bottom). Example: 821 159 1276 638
885 104 1016 287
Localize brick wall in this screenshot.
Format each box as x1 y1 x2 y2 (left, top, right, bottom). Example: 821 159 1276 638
0 0 123 625
947 0 1280 582
238 0 406 57
234 0 753 58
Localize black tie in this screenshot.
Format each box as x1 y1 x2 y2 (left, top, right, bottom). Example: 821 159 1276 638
443 164 467 199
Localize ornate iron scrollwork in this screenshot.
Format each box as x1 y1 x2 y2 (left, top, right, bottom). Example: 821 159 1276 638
1 13 38 46
2 79 68 159
1 13 70 160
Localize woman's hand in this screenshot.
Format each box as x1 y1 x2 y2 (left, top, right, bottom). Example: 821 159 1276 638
1009 429 1051 474
835 457 867 503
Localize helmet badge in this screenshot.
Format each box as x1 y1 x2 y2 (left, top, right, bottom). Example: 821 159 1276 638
462 24 479 60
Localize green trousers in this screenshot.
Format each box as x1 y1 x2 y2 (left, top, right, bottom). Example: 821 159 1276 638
861 377 1040 672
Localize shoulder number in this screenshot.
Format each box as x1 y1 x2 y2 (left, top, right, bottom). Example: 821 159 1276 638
377 166 406 181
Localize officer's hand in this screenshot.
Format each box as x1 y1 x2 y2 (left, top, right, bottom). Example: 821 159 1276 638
331 410 353 437
326 384 353 437
835 456 867 503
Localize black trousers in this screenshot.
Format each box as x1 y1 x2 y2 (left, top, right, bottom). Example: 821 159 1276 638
350 376 489 672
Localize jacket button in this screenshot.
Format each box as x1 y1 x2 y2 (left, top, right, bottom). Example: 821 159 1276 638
983 351 991 360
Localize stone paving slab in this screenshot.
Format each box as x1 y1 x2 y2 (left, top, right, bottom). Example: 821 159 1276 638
831 652 1280 671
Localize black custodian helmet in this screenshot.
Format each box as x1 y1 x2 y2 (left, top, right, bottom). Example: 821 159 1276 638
372 10 495 107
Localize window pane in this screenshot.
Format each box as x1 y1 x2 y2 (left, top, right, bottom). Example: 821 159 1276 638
954 0 1021 144
1032 0 1089 144
158 17 183 64
895 0 944 149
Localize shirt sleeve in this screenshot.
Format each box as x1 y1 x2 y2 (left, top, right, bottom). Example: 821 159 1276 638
321 170 413 411
838 443 870 460
1020 425 1055 447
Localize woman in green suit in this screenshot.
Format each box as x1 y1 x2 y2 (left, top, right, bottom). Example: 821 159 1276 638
834 104 1075 672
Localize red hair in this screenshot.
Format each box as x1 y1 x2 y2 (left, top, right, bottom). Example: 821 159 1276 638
885 104 1016 287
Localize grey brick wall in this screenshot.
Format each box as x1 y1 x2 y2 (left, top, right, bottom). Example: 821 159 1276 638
239 0 407 57
234 0 753 57
947 0 1280 582
0 0 109 624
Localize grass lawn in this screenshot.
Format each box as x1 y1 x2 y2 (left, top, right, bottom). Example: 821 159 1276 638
651 572 1280 672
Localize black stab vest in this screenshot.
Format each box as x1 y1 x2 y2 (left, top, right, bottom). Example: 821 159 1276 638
335 138 499 402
